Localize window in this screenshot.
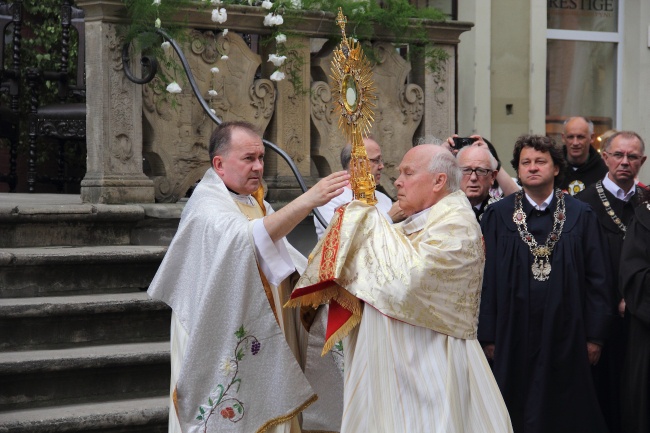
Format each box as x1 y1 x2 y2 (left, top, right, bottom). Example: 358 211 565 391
546 0 622 148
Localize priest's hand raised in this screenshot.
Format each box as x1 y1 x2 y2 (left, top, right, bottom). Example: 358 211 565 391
263 171 350 242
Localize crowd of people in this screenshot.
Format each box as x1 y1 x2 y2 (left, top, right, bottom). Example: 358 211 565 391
148 117 649 433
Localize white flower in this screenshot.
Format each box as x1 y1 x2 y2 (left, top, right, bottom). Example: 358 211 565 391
262 0 273 9
161 41 171 54
222 29 228 36
152 0 160 5
208 89 218 97
210 67 220 74
155 18 161 28
219 357 236 376
268 54 287 67
166 81 182 93
275 33 286 44
211 8 227 24
264 13 284 26
270 70 285 81
221 55 229 60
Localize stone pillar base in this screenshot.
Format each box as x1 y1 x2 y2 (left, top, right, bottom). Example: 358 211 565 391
81 175 155 204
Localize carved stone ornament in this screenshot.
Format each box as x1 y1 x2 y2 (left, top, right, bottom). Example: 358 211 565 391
141 30 276 202
310 41 423 198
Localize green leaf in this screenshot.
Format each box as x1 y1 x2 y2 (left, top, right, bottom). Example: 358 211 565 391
199 406 205 415
196 415 203 420
236 348 244 361
234 403 243 414
234 325 246 339
215 384 225 403
208 397 213 406
233 378 242 392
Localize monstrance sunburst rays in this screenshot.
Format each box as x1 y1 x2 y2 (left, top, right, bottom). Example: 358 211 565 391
330 8 377 205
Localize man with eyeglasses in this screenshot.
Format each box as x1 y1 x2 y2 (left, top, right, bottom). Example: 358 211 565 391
313 136 404 239
560 116 608 196
575 131 647 433
456 145 518 221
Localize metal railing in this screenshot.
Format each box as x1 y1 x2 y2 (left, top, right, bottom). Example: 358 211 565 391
122 29 327 227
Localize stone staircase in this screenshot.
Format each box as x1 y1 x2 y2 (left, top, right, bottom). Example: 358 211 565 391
0 194 184 433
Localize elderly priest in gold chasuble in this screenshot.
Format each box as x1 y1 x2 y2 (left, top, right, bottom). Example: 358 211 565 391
286 10 512 432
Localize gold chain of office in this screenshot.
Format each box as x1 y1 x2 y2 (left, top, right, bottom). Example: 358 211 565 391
595 180 627 238
512 189 566 281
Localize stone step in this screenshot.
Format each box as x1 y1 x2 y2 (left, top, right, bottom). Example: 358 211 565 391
0 396 168 433
0 246 167 298
0 293 171 351
0 197 184 248
0 342 170 412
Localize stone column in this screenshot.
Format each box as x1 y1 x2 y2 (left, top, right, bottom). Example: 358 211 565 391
78 0 155 203
420 44 456 141
262 35 313 203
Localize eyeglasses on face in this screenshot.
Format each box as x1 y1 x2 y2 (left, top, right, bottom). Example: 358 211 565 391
605 151 642 162
369 157 384 165
460 167 492 177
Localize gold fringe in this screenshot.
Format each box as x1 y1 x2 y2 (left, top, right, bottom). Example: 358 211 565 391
322 312 361 356
332 288 363 317
284 284 340 309
257 393 319 433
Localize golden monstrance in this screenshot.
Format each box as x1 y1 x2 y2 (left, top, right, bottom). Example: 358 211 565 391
331 8 377 205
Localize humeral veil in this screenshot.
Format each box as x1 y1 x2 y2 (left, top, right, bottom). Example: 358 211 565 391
287 192 512 432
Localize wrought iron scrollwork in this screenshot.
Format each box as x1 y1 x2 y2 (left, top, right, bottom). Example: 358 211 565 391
121 43 158 85
122 29 327 228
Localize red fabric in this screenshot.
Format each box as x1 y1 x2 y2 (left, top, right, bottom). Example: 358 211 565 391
326 299 353 342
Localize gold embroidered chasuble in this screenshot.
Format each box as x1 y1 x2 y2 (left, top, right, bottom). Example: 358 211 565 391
287 191 513 432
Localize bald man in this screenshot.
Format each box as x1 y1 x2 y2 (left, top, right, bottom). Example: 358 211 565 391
560 116 607 195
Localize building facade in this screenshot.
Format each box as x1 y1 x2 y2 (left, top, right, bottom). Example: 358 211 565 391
454 0 650 182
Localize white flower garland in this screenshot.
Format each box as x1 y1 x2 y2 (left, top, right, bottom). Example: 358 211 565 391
155 0 288 96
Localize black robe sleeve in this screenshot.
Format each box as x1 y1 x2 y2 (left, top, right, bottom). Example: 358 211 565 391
620 208 650 327
581 205 615 340
478 204 499 344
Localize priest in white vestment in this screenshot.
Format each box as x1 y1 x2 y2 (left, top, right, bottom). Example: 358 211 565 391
287 145 513 432
147 121 350 433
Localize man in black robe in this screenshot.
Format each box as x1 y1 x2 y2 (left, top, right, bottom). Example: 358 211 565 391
619 194 650 433
576 131 647 433
560 116 608 196
479 134 613 433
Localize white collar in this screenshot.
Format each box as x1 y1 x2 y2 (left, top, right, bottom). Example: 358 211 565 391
229 191 256 206
524 190 554 211
602 175 636 202
400 206 432 235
